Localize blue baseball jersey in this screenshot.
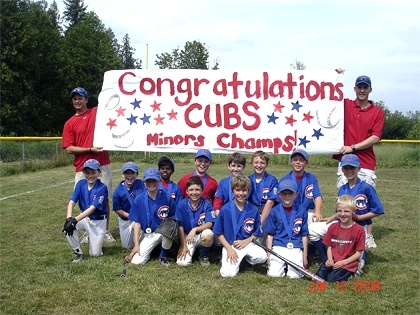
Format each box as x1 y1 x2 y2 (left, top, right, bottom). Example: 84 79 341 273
338 179 384 226
112 179 145 213
264 203 308 249
213 201 263 245
128 189 177 232
176 198 216 234
248 172 278 207
214 176 235 205
159 180 183 204
70 179 108 219
274 171 322 211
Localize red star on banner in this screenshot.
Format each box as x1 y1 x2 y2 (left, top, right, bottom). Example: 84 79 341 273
167 109 178 120
273 101 285 113
115 106 126 117
302 111 314 123
154 114 165 125
106 118 117 130
285 115 297 126
150 100 161 112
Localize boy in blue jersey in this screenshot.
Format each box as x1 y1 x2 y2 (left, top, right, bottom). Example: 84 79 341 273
247 150 278 212
126 168 177 267
112 162 144 249
213 175 267 278
213 152 247 215
309 154 384 274
158 156 182 204
176 176 216 267
64 159 108 263
264 179 309 278
261 149 324 260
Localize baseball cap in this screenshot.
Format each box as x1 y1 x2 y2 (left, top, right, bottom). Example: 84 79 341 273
158 156 175 170
122 161 138 173
290 149 309 161
355 75 371 87
83 159 100 170
340 154 360 167
195 149 212 161
70 87 88 97
143 167 161 181
277 179 298 193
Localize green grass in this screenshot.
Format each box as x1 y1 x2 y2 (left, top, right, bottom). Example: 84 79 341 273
0 162 419 315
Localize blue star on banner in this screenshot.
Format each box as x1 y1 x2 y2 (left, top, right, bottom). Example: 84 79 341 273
267 112 279 124
140 113 151 125
298 136 310 148
312 128 324 140
127 114 138 125
130 98 142 109
291 100 303 112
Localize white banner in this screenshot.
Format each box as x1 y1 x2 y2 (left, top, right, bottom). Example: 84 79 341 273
94 70 344 155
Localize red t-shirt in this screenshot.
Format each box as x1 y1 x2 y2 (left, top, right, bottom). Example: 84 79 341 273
178 172 218 202
333 98 385 170
62 107 110 172
323 222 366 273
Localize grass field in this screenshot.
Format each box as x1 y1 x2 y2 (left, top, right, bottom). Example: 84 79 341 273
0 162 419 315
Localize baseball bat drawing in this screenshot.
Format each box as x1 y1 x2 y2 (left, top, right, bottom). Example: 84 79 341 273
252 239 325 282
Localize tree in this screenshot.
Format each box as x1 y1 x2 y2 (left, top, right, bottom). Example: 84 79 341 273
376 101 416 140
155 40 219 69
62 12 123 99
119 34 142 69
1 0 67 135
46 0 63 34
63 0 87 29
290 59 306 70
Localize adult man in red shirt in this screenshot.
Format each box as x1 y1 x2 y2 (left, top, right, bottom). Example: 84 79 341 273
62 87 116 243
333 74 385 248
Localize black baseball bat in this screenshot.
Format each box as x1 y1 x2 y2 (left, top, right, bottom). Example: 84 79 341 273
252 239 325 282
120 261 128 278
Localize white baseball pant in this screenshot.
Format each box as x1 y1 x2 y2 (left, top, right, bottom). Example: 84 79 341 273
66 217 106 256
130 232 173 265
118 217 135 249
176 229 214 267
267 246 304 279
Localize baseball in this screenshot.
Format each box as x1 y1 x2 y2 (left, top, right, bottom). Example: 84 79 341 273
111 118 134 149
99 88 120 110
316 103 341 129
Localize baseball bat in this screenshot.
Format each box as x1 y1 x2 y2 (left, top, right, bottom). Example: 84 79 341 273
252 239 325 282
120 261 128 278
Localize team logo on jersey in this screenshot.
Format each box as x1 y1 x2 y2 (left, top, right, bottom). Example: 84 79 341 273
305 184 314 199
243 218 255 234
157 206 170 219
262 188 270 200
197 213 206 226
293 218 303 234
171 192 176 199
355 194 368 210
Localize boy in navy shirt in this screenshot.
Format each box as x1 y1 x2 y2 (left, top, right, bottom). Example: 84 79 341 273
213 175 267 278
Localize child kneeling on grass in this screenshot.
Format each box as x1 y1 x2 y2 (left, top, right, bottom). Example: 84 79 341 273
63 159 108 263
316 194 366 282
213 175 267 278
264 179 309 278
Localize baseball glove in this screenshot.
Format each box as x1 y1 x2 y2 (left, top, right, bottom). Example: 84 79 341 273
155 218 179 242
62 217 78 236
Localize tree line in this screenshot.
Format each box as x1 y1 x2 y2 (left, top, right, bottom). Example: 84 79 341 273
1 0 418 139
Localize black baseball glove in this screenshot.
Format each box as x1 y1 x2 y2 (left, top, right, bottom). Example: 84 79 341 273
155 218 179 242
62 217 78 236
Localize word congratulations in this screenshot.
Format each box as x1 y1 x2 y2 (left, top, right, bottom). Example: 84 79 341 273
118 71 344 106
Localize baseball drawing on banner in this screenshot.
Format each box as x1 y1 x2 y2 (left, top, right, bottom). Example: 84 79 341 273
93 70 344 154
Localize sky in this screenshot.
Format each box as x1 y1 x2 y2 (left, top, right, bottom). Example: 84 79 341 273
51 0 419 113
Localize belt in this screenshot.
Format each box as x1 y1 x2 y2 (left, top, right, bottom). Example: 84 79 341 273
90 215 107 220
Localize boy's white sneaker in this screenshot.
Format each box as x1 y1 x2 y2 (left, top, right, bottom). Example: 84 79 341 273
366 234 377 249
80 232 89 244
104 230 116 242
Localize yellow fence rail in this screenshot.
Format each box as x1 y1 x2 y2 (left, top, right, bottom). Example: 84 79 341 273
1 137 419 143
